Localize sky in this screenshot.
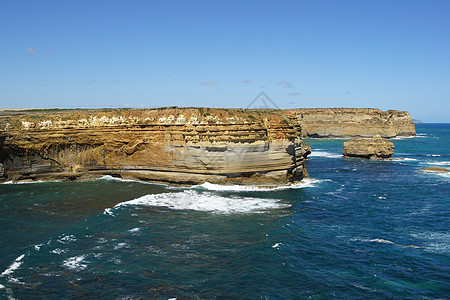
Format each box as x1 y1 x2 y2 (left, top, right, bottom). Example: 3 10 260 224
0 0 449 122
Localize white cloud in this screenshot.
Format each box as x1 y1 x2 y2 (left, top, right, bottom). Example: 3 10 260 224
241 80 252 83
289 92 301 96
27 47 36 54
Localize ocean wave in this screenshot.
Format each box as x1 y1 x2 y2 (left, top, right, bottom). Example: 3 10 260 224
34 243 43 251
1 179 61 185
98 175 140 183
193 178 321 192
309 151 342 159
57 234 77 244
0 254 25 277
420 170 450 179
411 232 450 253
350 237 421 249
391 135 425 140
114 243 129 250
103 208 115 217
128 227 141 233
51 248 67 255
392 157 418 162
105 190 290 214
98 175 173 187
428 161 450 166
63 255 88 271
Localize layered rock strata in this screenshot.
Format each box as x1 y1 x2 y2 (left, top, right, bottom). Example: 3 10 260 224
0 108 309 185
343 135 395 159
288 108 415 138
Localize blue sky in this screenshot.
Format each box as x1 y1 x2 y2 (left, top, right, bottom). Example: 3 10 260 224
1 0 449 122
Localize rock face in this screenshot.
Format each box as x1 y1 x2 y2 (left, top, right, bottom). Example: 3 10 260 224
288 108 415 138
420 167 449 173
343 135 395 159
0 108 309 185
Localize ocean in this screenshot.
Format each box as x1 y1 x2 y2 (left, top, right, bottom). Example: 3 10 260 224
1 123 449 299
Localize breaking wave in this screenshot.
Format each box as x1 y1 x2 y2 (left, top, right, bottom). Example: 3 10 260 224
309 151 342 159
63 255 88 271
1 254 25 277
105 190 291 214
428 161 450 166
193 178 321 192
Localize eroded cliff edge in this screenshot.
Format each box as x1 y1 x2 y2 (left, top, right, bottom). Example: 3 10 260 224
0 108 309 185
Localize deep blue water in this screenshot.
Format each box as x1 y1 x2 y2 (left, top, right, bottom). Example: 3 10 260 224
0 124 449 299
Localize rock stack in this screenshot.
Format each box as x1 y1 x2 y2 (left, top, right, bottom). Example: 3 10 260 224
343 135 394 159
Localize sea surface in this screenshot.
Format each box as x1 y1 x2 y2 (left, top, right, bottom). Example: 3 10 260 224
1 123 449 299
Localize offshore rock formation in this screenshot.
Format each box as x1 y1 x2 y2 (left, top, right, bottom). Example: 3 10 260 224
420 167 449 173
343 135 395 159
0 108 309 185
289 108 415 138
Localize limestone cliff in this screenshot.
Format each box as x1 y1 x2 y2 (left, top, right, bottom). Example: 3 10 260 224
0 108 308 185
288 108 415 138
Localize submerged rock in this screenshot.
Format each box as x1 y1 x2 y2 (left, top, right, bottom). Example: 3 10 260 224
343 135 394 159
420 167 449 173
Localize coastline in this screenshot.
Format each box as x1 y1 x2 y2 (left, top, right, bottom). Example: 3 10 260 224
0 107 414 186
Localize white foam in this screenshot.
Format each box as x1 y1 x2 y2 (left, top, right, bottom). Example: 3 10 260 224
114 243 128 250
103 208 115 217
1 254 25 277
393 157 418 162
98 175 172 187
411 232 450 253
428 161 450 166
34 243 43 251
108 190 290 214
51 248 67 255
1 180 60 184
98 175 138 183
63 255 88 271
0 284 4 289
391 136 417 140
370 238 394 244
128 227 141 233
57 234 77 244
309 151 342 159
194 178 321 192
272 243 282 248
421 170 450 179
369 238 421 249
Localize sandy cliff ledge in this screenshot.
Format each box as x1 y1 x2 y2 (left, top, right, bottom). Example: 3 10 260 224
0 108 308 185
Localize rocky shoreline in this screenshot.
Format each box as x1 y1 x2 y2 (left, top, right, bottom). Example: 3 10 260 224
0 107 415 185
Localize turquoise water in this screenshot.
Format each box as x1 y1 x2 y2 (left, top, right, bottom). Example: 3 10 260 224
0 124 449 299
